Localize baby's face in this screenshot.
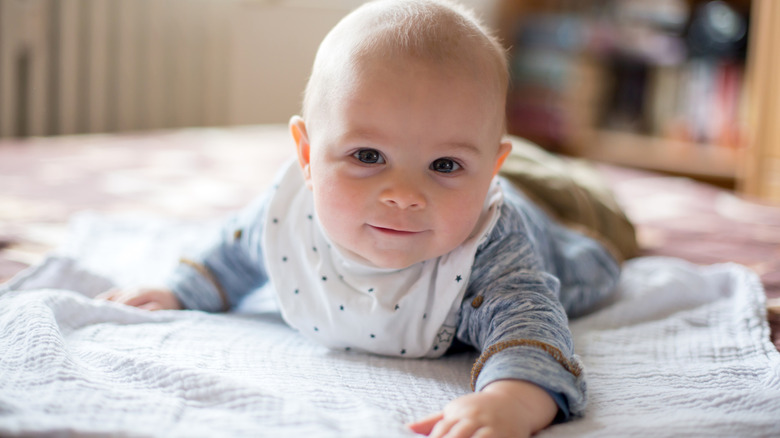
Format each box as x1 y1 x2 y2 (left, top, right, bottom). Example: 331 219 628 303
294 58 510 269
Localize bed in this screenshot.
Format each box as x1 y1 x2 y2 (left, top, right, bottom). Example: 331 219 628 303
1 125 779 437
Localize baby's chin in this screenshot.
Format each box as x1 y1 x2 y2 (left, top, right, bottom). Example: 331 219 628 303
367 246 465 270
358 253 417 270
371 258 421 271
347 247 434 271
331 230 466 270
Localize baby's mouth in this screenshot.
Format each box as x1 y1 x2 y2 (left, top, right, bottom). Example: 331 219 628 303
368 225 422 236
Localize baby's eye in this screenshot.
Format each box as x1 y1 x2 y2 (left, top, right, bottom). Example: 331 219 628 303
354 149 384 164
430 158 461 173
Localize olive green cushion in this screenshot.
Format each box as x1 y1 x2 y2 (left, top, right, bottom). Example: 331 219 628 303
499 135 639 262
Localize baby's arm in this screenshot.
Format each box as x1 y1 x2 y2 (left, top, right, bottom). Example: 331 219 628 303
95 193 272 312
408 379 556 438
409 227 588 436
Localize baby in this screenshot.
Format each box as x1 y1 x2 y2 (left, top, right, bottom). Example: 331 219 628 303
98 1 620 436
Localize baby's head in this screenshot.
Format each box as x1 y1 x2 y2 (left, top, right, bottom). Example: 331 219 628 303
290 0 512 269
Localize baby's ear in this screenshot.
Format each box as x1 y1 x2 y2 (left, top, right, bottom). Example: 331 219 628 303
493 139 512 176
289 116 313 189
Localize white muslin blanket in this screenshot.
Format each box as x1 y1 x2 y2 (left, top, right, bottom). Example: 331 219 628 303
1 213 779 437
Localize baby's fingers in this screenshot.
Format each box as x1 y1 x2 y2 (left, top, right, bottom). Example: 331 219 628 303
471 429 495 438
95 288 144 305
440 420 483 438
94 287 181 310
407 412 444 436
138 301 165 311
94 288 122 301
120 291 160 308
428 415 459 438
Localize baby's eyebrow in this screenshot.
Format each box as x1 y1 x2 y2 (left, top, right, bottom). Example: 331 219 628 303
337 127 387 145
439 141 482 157
338 127 482 157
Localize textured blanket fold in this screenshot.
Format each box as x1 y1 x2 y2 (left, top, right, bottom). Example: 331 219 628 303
1 213 779 437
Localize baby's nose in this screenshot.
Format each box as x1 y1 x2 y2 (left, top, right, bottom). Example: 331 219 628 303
379 180 426 210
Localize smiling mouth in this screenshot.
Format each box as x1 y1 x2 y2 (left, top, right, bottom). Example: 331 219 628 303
369 225 422 236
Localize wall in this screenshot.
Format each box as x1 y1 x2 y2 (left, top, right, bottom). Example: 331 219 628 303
227 0 501 125
0 0 501 137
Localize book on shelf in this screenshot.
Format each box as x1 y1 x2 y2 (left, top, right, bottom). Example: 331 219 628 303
644 59 745 150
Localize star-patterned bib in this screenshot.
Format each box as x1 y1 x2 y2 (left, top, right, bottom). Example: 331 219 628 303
262 161 503 358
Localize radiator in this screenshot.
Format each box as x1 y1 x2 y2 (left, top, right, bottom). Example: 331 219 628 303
0 0 233 138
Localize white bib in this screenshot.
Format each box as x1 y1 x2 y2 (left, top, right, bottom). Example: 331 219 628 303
262 161 503 358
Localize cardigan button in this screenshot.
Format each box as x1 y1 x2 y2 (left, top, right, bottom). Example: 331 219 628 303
471 295 484 308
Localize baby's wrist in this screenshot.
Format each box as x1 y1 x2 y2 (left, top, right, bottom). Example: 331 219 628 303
482 379 558 432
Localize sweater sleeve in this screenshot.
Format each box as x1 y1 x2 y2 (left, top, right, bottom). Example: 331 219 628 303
456 179 621 420
165 193 271 312
456 228 586 419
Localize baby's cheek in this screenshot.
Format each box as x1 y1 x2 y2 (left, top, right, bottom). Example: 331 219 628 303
440 194 486 245
313 189 362 241
320 188 363 224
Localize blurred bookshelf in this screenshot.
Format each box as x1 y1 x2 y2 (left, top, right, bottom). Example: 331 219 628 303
498 0 780 198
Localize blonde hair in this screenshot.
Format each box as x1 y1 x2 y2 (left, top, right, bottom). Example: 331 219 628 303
301 0 508 124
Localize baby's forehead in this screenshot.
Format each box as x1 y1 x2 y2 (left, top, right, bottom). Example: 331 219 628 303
317 13 504 89
304 1 508 123
327 3 494 66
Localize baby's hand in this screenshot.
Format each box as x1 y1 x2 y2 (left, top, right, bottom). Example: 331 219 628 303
407 380 557 438
95 287 182 311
